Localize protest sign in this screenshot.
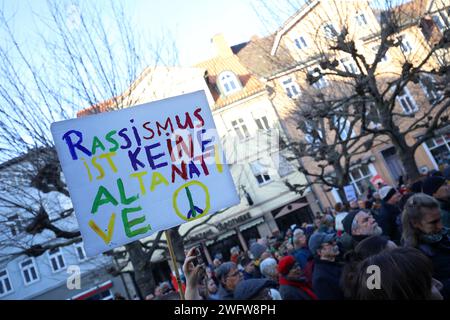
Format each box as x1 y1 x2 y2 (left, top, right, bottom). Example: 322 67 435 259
51 90 240 256
370 174 386 188
343 184 358 202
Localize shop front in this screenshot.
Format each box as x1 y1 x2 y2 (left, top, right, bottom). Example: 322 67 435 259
271 198 314 233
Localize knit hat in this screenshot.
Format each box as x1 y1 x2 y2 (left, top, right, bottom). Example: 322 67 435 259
233 279 277 300
379 186 396 202
422 176 446 196
308 232 336 256
249 243 267 260
277 255 296 275
342 210 358 235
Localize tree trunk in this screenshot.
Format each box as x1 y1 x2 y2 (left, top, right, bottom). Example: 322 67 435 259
125 241 155 299
397 147 421 182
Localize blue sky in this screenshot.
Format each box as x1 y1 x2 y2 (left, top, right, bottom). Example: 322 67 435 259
1 0 278 66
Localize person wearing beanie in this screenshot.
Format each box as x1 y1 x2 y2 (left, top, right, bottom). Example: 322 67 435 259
377 186 402 243
423 175 450 228
339 209 383 253
277 255 317 300
308 232 345 300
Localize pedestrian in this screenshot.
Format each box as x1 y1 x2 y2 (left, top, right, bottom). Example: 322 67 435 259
402 193 450 299
340 235 397 298
239 257 260 280
277 255 317 300
377 185 403 243
291 228 312 269
340 209 383 253
259 257 279 282
308 232 345 300
422 175 450 228
214 262 243 299
343 247 443 300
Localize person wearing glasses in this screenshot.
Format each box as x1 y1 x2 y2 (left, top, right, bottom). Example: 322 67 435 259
277 255 317 300
309 232 345 300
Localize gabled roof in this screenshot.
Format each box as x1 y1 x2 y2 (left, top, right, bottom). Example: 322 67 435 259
236 34 297 79
194 54 266 110
271 0 320 56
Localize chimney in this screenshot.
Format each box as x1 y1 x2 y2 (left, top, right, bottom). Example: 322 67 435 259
211 33 234 57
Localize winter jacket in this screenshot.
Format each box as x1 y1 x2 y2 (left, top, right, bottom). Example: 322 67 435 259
438 200 450 229
377 202 402 243
417 229 450 299
217 285 234 300
312 258 345 300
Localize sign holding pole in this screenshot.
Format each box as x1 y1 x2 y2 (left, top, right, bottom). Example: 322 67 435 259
51 90 240 257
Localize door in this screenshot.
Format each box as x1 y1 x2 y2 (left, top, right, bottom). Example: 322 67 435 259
381 147 405 183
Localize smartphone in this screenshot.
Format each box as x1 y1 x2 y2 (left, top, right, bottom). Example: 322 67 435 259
192 247 204 267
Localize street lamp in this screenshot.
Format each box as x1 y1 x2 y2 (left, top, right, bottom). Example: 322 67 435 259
240 185 254 206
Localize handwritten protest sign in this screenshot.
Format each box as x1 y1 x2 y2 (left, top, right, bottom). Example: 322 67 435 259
344 184 357 203
51 90 240 256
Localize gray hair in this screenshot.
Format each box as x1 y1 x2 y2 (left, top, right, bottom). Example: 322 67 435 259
259 258 278 279
215 262 236 281
401 193 440 247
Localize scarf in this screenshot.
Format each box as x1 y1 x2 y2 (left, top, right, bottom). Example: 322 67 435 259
279 276 318 300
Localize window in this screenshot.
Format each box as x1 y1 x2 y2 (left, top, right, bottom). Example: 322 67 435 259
250 160 272 185
366 103 383 129
323 23 338 38
231 118 250 140
74 242 87 261
333 116 352 140
399 35 412 53
86 289 114 300
272 153 294 177
48 247 66 273
219 71 240 95
254 116 270 131
432 14 447 32
0 269 13 297
293 36 308 49
280 77 301 98
20 258 39 285
303 120 323 145
419 75 442 104
372 45 388 62
349 164 374 195
397 87 418 114
355 13 368 26
6 215 21 237
308 68 328 89
340 57 359 74
425 134 450 169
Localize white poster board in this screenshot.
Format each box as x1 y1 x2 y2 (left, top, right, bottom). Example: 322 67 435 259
343 184 358 203
51 90 239 256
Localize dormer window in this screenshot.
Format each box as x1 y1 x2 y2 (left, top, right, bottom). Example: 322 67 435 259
219 71 241 95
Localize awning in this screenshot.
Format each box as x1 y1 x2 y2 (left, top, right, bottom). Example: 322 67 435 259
239 217 265 232
274 202 309 219
71 280 113 300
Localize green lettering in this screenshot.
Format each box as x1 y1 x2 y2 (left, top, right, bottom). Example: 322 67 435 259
91 185 118 214
121 206 151 238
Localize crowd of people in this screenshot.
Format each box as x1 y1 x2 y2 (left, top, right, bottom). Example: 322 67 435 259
179 166 450 300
